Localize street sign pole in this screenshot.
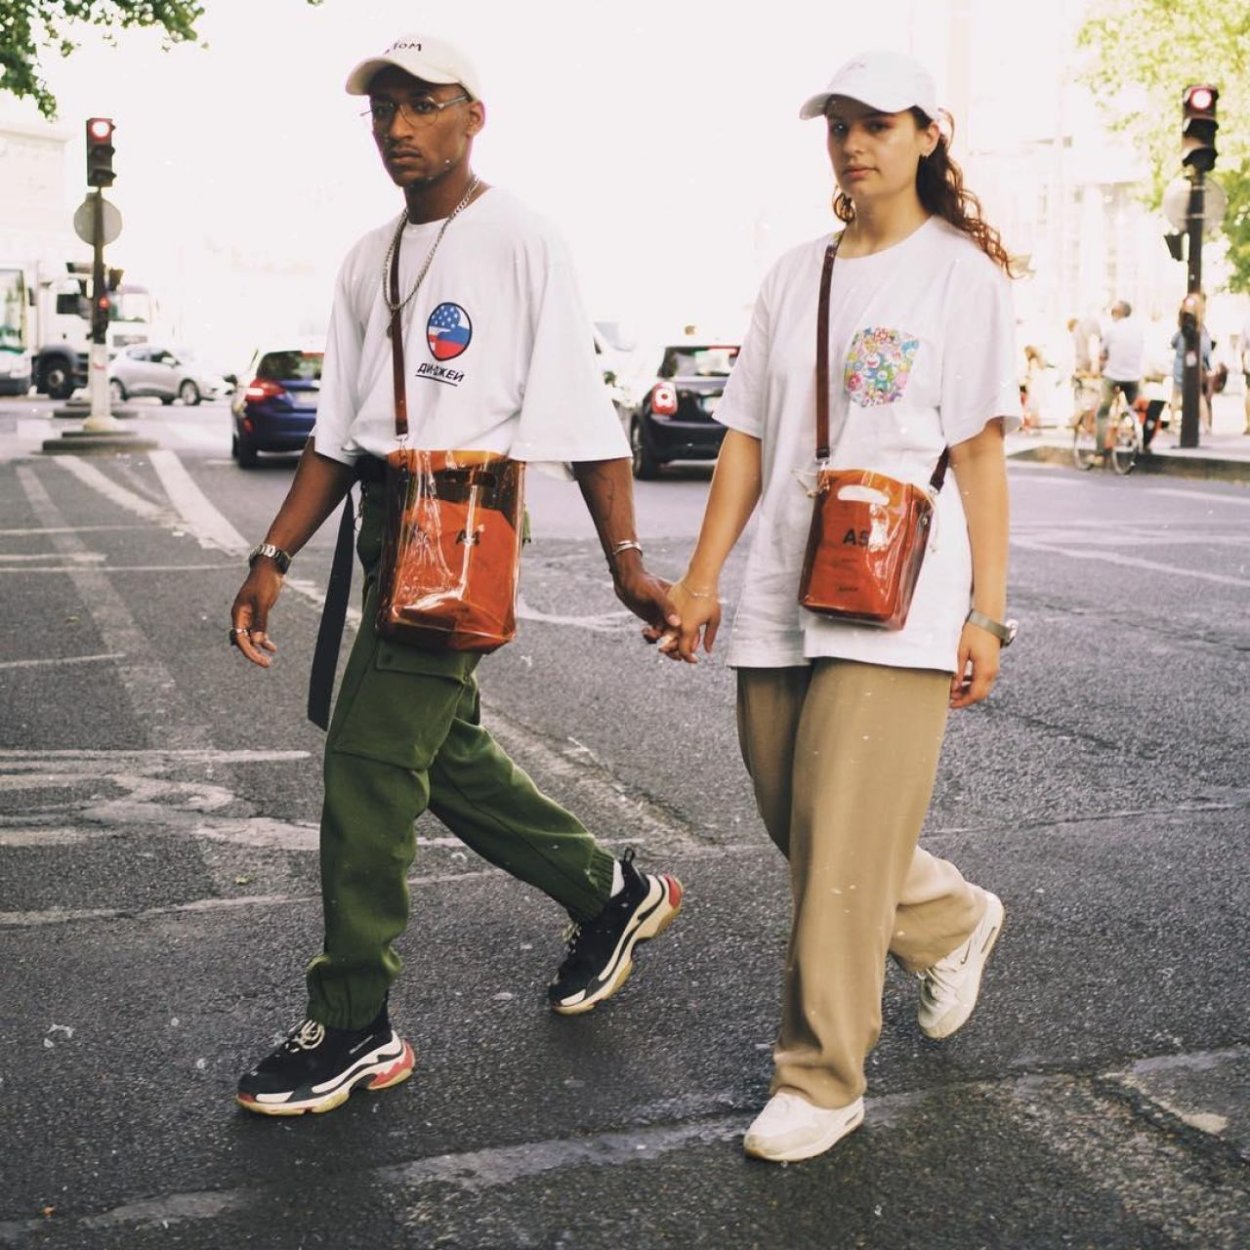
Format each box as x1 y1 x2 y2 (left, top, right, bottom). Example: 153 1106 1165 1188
1180 173 1204 449
81 187 121 432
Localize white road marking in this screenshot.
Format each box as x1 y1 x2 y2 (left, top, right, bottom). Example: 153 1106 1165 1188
0 562 240 574
15 467 213 749
0 524 149 536
1009 536 1250 587
0 748 308 763
149 448 249 553
1146 487 1250 508
0 551 104 562
0 652 125 671
51 455 170 520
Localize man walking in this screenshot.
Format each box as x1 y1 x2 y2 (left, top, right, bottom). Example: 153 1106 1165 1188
1096 299 1144 455
229 33 683 1116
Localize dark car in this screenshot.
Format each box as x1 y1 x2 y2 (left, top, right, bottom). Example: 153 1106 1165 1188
624 342 739 479
230 345 323 467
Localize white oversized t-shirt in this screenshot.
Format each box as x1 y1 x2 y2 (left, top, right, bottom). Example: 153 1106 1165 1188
312 189 628 477
715 217 1019 672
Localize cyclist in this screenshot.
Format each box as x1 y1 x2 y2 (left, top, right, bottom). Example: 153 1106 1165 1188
1096 300 1143 458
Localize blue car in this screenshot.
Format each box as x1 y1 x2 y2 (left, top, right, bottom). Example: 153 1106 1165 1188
230 345 322 467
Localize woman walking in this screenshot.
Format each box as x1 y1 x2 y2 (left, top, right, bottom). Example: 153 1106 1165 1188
660 50 1020 1162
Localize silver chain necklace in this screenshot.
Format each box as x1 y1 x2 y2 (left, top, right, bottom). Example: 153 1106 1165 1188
381 175 481 318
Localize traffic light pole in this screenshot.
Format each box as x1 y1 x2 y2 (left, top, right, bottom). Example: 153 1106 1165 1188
1180 172 1204 449
81 187 120 432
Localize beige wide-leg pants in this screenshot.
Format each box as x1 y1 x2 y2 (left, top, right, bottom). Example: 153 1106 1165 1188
736 660 988 1110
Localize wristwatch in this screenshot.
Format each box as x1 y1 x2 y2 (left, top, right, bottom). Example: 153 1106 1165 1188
966 609 1018 647
248 542 292 575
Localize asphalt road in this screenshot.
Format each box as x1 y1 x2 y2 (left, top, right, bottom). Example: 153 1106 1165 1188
1 398 1248 1249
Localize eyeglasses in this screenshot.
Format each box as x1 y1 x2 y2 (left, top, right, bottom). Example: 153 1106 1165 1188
362 94 470 132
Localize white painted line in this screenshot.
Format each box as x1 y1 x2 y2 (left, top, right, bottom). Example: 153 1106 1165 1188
1010 535 1250 587
0 748 308 762
0 652 124 671
1147 487 1250 508
149 447 249 553
16 466 212 750
0 524 149 536
0 551 104 563
0 562 240 574
51 455 169 520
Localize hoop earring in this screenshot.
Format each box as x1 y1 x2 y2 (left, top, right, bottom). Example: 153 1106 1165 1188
833 191 855 223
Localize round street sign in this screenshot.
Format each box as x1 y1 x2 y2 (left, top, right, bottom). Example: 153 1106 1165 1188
1162 176 1227 238
73 197 123 247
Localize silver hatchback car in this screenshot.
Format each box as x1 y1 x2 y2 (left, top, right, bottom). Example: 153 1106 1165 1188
108 345 231 406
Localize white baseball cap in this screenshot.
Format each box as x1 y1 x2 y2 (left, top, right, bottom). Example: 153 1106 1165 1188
799 50 938 120
345 33 483 100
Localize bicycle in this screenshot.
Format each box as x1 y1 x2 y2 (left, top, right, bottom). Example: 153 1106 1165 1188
1071 380 1140 475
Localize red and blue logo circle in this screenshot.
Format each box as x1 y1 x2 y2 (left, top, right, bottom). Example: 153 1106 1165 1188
427 302 473 361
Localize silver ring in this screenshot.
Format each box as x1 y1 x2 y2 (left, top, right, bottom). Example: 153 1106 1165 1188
231 627 249 635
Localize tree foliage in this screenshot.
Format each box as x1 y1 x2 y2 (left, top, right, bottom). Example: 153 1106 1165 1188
1076 0 1250 293
0 2 320 121
1 2 204 118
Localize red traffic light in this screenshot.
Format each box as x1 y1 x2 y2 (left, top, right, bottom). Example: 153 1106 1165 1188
1181 85 1218 173
85 116 116 187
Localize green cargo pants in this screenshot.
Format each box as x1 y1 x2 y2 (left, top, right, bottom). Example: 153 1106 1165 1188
305 484 616 1029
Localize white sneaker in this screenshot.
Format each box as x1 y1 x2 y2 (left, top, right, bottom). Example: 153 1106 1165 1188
742 1091 865 1162
917 891 1005 1040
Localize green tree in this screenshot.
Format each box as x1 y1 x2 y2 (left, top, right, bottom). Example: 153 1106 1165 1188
0 1 319 121
1076 0 1250 293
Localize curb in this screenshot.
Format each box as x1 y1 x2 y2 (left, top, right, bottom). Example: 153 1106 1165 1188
1009 442 1250 485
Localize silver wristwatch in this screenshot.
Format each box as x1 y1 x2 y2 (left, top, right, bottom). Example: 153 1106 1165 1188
248 542 292 575
966 609 1018 646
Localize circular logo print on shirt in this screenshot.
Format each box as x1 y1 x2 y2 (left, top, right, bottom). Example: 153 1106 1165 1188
426 302 473 361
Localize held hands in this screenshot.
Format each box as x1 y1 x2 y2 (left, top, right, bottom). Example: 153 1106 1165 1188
611 561 681 639
229 564 284 668
655 579 721 664
949 621 1001 709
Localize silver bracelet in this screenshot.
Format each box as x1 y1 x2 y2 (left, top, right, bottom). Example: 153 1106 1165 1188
609 539 643 562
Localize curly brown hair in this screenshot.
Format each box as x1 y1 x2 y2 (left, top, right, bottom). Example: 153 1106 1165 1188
833 108 1014 274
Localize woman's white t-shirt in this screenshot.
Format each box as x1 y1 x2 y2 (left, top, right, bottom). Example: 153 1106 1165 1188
715 217 1019 673
312 189 628 479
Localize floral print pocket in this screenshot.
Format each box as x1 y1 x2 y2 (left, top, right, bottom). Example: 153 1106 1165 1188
843 327 920 407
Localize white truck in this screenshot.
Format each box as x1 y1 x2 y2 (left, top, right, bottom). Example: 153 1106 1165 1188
0 260 156 398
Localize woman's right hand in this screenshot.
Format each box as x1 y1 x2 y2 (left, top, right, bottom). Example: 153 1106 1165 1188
657 579 721 664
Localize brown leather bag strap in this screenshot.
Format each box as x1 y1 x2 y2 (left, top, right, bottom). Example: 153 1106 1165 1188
815 241 837 461
389 231 408 440
815 232 948 493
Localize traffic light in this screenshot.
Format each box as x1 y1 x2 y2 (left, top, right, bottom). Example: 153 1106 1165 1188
1181 85 1218 173
91 292 111 340
85 117 115 187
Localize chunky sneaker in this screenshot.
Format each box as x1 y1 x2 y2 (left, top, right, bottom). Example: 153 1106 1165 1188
548 849 683 1015
743 1092 865 1163
236 1009 415 1116
917 890 1005 1040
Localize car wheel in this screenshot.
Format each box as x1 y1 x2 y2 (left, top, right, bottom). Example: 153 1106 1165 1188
630 418 661 480
236 435 258 468
108 379 126 404
43 362 74 401
179 380 201 406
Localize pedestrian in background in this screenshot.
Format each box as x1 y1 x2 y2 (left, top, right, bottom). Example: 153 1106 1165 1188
656 49 1017 1163
1020 344 1047 433
1240 309 1250 435
1096 300 1144 454
1169 294 1211 435
228 32 683 1118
